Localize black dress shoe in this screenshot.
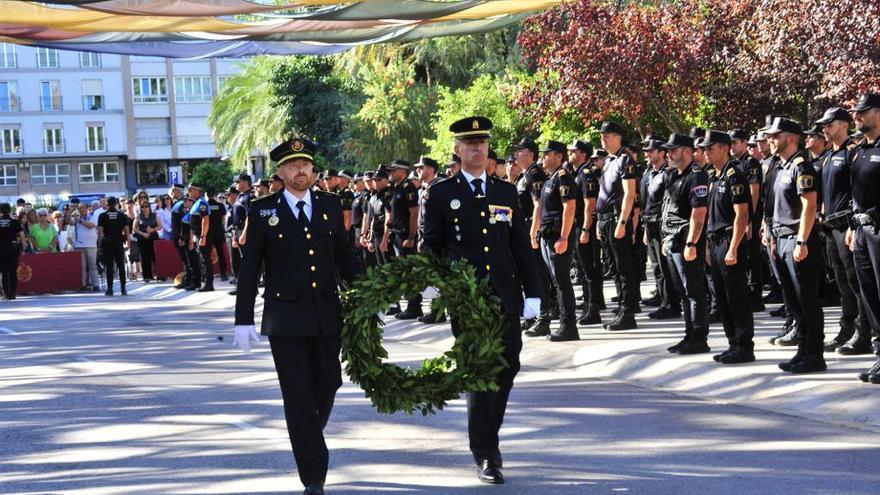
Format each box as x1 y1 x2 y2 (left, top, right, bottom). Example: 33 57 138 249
857 361 880 383
520 318 536 332
677 341 711 355
641 295 662 307
789 356 827 374
523 320 551 337
548 329 580 342
719 347 756 364
668 338 689 354
197 286 214 292
184 284 198 291
824 325 855 352
837 329 873 355
648 306 681 320
418 311 447 324
713 347 733 362
577 311 601 325
395 307 423 320
476 459 504 484
606 314 637 331
778 350 805 372
120 287 127 296
303 482 324 495
386 306 401 316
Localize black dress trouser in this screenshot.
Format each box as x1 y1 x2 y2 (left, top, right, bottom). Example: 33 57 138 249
393 235 423 311
575 224 604 308
852 225 880 356
646 221 679 310
666 240 709 343
825 227 868 329
541 231 577 329
269 335 342 487
599 218 639 314
102 241 126 290
776 234 824 355
708 233 754 350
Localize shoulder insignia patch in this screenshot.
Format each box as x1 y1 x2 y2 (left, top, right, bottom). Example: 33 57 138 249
731 184 745 195
726 167 736 177
847 142 859 150
558 168 567 176
692 184 709 198
797 175 813 189
559 186 569 196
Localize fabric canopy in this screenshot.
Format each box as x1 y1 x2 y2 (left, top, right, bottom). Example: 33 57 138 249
1 1 561 59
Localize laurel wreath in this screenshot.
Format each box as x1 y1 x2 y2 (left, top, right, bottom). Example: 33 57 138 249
341 254 507 415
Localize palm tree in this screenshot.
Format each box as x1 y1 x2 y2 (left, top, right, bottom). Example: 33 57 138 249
208 56 288 169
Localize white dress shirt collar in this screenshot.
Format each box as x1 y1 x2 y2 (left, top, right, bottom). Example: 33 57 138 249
283 188 312 221
459 168 488 194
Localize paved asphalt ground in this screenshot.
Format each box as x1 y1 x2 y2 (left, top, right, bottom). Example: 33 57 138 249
2 283 880 495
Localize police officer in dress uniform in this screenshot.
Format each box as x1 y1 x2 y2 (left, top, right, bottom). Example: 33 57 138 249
385 160 423 320
816 107 872 354
764 117 826 374
0 203 24 300
700 131 756 363
641 137 681 320
513 137 556 337
97 196 131 296
846 94 880 383
233 138 363 495
730 128 766 312
571 140 604 325
660 133 711 355
538 140 580 341
596 121 640 330
422 116 541 485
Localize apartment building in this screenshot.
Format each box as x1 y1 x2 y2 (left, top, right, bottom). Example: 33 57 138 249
0 43 262 206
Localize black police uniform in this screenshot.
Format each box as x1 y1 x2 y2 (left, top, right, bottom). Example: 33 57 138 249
596 150 640 319
387 176 423 317
736 152 766 307
98 208 129 294
423 172 541 470
351 187 371 266
235 188 363 489
232 187 253 278
0 214 22 299
574 162 604 320
206 197 228 283
518 162 556 330
661 162 710 351
367 183 393 265
763 154 795 335
190 197 212 290
820 139 869 350
170 198 193 286
772 150 824 368
539 165 579 336
849 134 880 362
707 161 755 357
641 162 680 315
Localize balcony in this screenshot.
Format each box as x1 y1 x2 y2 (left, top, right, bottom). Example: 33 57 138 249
40 96 63 112
0 96 21 112
136 135 172 146
83 95 104 111
177 135 214 145
0 53 17 68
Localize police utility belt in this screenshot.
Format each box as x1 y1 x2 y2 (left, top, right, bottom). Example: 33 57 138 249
597 211 620 222
822 209 852 231
707 226 733 243
539 218 563 239
850 208 879 229
771 225 797 238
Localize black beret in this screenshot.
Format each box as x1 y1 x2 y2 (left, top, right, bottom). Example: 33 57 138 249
449 116 492 140
270 137 315 165
599 121 626 135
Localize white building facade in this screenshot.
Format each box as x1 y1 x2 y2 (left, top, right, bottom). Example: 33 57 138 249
0 43 262 206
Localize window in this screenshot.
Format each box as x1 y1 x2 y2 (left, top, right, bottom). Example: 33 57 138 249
217 76 231 93
132 77 168 103
1 127 21 154
79 161 119 183
31 163 70 185
44 127 63 153
0 43 15 68
36 48 60 68
134 118 171 145
79 52 101 68
0 81 19 112
82 79 103 110
86 124 106 152
174 76 212 103
136 161 168 185
0 164 16 185
40 80 62 111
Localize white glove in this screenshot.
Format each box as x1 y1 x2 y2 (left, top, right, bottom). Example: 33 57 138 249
523 297 541 320
421 286 440 299
233 325 261 352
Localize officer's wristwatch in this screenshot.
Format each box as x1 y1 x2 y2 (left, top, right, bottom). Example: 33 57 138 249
686 241 696 248
619 220 626 226
796 239 806 246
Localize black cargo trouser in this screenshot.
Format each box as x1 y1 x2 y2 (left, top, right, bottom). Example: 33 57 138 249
776 234 824 355
708 232 754 349
541 230 577 330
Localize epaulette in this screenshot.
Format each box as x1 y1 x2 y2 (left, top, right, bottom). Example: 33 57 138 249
692 163 705 173
726 167 736 177
529 166 541 176
847 142 859 150
558 168 567 176
792 156 805 167
429 175 457 190
316 189 340 198
251 191 280 205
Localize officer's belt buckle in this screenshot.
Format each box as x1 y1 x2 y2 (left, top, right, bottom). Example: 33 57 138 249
852 213 874 227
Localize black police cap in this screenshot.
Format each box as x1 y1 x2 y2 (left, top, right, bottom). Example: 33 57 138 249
764 117 804 136
728 128 750 141
188 183 205 190
643 139 665 151
324 168 338 177
539 140 567 154
338 169 353 180
816 107 853 125
805 124 825 137
448 153 462 165
591 148 610 159
568 139 593 155
449 116 492 140
373 166 390 180
760 114 790 132
849 93 880 113
172 182 186 189
662 133 696 150
414 156 439 170
697 130 733 148
387 160 410 171
270 137 316 165
234 173 251 184
363 171 375 180
258 179 270 187
689 126 706 139
512 137 539 158
599 121 626 136
270 173 283 182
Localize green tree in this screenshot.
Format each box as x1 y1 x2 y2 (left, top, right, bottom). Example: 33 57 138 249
208 56 288 170
424 74 528 160
189 160 234 194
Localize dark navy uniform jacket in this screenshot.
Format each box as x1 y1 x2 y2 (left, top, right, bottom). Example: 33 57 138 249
234 190 363 337
423 173 542 316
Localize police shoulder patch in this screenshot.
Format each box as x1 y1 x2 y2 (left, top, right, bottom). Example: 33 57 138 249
692 184 709 198
731 184 745 195
797 175 814 189
559 185 569 196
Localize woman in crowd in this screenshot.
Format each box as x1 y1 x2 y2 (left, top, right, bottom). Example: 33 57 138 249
122 197 140 280
52 210 75 252
29 208 58 253
157 195 173 240
133 193 160 282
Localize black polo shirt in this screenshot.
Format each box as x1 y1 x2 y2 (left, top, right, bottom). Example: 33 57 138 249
820 140 855 216
849 136 880 214
0 217 22 247
208 198 226 237
596 152 638 214
661 163 709 238
98 209 129 244
539 166 578 227
708 161 751 233
387 179 419 236
517 162 546 220
575 162 599 224
640 163 668 221
772 151 818 229
762 155 781 220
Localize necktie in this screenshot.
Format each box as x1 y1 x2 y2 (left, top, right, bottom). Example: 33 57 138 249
296 200 309 225
471 178 484 200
